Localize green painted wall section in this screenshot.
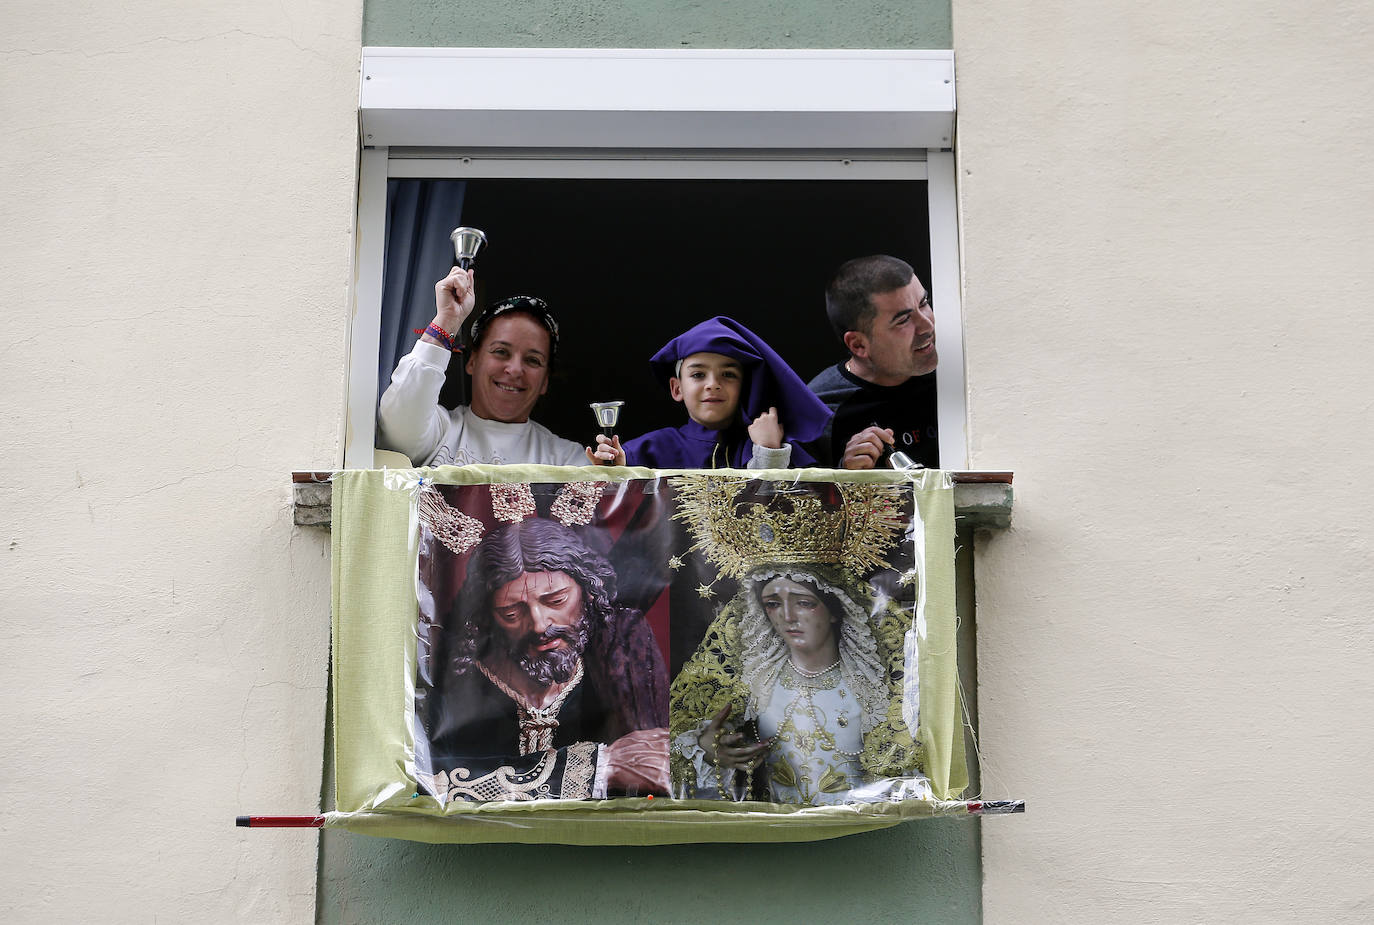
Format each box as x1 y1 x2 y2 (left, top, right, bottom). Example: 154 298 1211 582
363 0 951 49
319 822 979 924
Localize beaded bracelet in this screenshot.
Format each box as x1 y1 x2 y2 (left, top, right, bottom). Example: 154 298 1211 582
424 322 458 351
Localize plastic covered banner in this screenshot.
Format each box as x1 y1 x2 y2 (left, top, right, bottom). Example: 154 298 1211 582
330 465 969 845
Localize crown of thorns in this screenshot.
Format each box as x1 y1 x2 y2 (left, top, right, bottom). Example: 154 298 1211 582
417 481 605 556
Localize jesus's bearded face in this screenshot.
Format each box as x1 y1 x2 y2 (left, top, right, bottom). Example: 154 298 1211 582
490 570 591 686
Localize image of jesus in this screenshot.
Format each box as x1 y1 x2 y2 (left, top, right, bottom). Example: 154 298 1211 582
417 517 669 802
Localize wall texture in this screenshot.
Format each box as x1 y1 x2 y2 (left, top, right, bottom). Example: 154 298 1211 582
954 0 1374 921
0 2 361 921
10 0 1368 921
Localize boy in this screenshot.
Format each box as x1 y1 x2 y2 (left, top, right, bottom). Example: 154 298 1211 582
589 316 831 469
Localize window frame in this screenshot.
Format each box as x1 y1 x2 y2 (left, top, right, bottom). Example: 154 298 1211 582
344 49 965 470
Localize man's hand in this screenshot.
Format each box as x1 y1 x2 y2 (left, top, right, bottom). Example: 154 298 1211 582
585 434 626 466
841 426 895 470
697 704 771 771
747 406 784 450
604 727 670 795
433 266 477 330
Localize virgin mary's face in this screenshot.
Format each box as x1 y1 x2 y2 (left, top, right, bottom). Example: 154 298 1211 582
759 576 839 662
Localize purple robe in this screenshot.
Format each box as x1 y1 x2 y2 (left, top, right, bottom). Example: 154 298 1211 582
621 316 831 469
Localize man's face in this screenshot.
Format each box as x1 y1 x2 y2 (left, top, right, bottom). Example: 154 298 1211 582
465 314 552 423
490 570 588 685
669 352 744 430
852 277 937 385
760 576 839 663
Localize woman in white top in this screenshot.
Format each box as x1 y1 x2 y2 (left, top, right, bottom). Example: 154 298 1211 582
378 267 589 467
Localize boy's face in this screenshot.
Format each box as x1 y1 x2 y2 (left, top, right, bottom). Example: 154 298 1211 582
669 352 743 430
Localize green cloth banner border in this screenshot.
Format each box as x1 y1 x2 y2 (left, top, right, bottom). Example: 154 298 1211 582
330 465 964 845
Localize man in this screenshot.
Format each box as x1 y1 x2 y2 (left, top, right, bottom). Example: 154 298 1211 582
807 255 940 470
417 517 670 802
377 266 589 467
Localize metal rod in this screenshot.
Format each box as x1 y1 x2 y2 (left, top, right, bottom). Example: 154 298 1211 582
236 815 326 828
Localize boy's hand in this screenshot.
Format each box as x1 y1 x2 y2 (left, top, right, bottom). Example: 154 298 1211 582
748 407 783 449
585 433 626 466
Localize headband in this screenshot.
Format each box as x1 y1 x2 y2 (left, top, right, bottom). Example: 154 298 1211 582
468 295 561 354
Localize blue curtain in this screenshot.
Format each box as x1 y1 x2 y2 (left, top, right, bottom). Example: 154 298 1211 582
377 180 467 403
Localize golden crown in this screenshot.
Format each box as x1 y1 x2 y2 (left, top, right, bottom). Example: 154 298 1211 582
668 475 909 580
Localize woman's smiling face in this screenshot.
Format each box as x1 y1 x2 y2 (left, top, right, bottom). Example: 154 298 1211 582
465 313 552 423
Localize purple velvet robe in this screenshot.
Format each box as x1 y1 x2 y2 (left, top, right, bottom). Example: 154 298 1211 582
621 316 831 469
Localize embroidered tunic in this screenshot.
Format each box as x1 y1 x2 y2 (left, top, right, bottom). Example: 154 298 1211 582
757 668 866 805
667 573 930 805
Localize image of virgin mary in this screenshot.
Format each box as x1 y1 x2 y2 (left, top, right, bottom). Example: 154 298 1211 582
668 563 930 805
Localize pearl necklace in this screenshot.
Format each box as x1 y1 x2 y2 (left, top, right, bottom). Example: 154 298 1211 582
789 658 840 679
780 683 863 761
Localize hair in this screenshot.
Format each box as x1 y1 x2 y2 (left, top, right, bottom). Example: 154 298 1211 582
824 255 916 346
467 296 560 371
449 518 618 675
673 354 744 380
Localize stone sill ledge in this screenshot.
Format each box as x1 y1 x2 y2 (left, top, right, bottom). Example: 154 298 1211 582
292 471 1012 530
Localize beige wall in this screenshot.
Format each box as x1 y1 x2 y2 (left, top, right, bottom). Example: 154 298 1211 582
0 2 360 921
6 0 1373 921
954 1 1374 920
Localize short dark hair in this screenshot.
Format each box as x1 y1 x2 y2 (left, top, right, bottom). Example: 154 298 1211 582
449 518 618 674
824 255 915 345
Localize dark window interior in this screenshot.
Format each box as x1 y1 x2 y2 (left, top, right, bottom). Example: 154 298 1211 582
431 178 931 445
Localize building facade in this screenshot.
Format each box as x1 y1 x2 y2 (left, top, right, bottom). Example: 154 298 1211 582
3 0 1371 922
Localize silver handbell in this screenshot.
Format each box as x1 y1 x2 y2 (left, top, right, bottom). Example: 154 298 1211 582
589 402 625 467
590 401 624 437
889 450 924 472
450 226 487 270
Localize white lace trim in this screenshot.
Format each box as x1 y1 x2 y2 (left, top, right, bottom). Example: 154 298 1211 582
592 743 610 799
671 724 737 798
736 568 887 736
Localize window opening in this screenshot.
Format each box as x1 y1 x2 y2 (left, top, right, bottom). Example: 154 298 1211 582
348 149 965 470
378 176 932 445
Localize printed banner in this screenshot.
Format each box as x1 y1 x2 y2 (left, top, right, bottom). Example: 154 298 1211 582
330 465 966 844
